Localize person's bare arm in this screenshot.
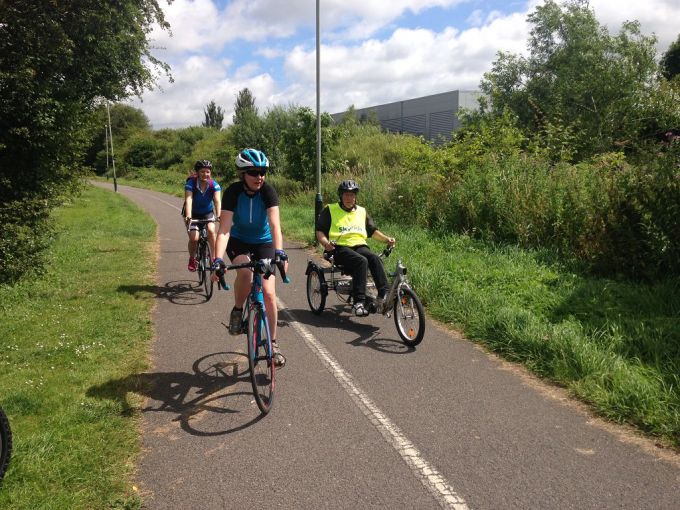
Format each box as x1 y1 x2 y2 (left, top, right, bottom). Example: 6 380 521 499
214 209 233 260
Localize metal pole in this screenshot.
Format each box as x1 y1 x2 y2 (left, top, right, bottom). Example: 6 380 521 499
106 102 118 192
104 124 110 179
314 0 323 239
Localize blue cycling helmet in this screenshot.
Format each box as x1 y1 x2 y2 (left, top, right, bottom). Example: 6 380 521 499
235 148 269 170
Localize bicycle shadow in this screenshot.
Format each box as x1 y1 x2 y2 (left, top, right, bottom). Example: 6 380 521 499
283 307 414 354
117 279 210 305
86 351 266 436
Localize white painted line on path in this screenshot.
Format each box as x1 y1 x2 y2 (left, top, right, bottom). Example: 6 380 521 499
279 298 470 510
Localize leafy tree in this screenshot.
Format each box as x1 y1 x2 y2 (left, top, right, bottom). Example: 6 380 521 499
233 88 258 125
280 107 336 184
660 34 680 81
259 104 301 172
231 88 264 151
0 1 170 284
202 100 224 129
480 0 661 160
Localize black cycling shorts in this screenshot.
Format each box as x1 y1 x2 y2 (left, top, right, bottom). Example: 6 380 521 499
226 236 274 262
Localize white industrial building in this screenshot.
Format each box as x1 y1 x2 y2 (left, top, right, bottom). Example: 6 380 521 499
331 90 483 143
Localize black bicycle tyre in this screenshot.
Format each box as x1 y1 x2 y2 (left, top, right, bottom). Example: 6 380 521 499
247 304 274 414
306 268 326 314
394 287 425 347
0 406 12 482
202 242 213 300
197 242 206 286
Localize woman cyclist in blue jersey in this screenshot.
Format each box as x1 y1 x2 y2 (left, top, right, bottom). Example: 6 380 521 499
184 160 221 272
213 149 289 367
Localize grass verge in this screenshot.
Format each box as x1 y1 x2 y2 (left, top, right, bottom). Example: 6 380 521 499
0 185 156 509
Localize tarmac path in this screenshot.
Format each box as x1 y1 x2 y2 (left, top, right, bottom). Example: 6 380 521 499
95 182 680 509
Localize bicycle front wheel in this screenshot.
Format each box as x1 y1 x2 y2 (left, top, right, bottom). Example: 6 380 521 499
197 243 206 286
394 286 425 347
247 304 274 414
202 243 213 300
0 406 12 481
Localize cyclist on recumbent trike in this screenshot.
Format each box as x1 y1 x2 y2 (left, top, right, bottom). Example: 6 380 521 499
314 179 396 316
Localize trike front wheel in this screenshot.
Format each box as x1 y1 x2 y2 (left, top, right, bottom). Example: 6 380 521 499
394 287 425 347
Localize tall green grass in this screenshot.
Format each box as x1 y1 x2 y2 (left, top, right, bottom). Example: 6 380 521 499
0 186 155 508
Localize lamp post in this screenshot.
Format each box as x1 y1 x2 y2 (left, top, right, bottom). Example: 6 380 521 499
314 0 323 239
104 124 109 178
106 101 118 192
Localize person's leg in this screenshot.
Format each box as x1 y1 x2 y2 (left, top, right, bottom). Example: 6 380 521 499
255 243 284 366
356 245 388 298
187 228 199 270
226 237 252 334
334 246 368 302
207 221 217 261
262 276 278 340
187 229 199 258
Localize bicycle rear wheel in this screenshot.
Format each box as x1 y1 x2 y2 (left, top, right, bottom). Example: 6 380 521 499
247 304 274 414
0 406 12 481
202 242 213 300
394 286 425 347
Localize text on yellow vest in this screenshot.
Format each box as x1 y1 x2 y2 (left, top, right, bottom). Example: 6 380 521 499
328 203 367 246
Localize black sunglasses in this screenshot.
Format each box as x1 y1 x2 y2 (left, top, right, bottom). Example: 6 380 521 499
245 169 267 177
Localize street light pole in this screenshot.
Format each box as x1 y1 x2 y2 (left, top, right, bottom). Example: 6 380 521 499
104 124 110 178
314 0 323 239
106 101 118 192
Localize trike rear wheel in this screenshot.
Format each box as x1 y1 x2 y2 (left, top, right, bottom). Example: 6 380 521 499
306 268 326 314
394 287 425 347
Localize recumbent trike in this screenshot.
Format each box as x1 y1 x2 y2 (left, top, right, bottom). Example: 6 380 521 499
305 245 425 347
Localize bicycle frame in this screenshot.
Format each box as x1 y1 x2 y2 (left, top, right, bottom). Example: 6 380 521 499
190 219 215 300
217 257 288 414
240 270 273 361
380 259 410 317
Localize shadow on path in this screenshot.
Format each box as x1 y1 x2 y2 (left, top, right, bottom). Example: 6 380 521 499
284 307 415 355
87 351 265 436
118 279 209 305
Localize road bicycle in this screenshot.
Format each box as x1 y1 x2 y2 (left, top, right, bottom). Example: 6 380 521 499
216 256 290 414
0 406 11 482
305 246 426 347
189 219 215 300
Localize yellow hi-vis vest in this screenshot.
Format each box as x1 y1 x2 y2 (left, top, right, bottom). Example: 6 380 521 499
328 203 367 247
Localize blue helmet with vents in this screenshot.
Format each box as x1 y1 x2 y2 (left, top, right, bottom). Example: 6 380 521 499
235 148 269 170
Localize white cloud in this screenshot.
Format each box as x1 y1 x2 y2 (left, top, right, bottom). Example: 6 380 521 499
281 12 528 114
588 0 680 50
132 0 680 129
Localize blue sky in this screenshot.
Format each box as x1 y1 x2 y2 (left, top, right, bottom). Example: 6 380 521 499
129 0 680 129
